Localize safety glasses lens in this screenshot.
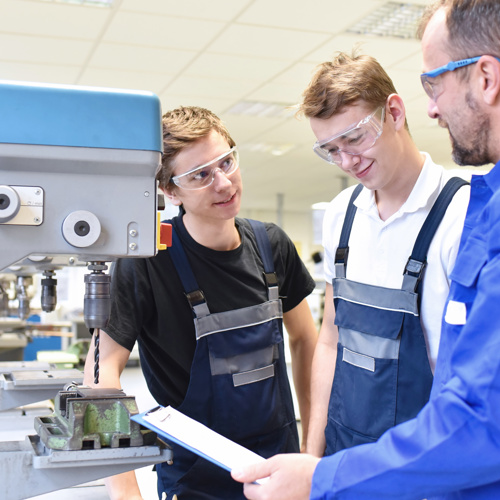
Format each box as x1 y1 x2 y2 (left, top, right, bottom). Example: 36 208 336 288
172 148 239 190
313 108 384 165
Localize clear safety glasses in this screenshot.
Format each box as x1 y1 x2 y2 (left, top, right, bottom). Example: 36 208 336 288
170 147 239 190
312 107 385 166
420 55 500 100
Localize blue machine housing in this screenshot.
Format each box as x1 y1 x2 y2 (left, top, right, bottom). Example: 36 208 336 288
0 80 163 153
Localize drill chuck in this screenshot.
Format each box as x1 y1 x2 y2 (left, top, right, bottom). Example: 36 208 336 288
41 275 57 313
84 269 111 330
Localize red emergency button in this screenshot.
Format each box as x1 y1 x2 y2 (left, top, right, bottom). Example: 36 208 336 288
160 222 172 248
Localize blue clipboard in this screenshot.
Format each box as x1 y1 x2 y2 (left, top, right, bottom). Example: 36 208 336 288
131 405 266 477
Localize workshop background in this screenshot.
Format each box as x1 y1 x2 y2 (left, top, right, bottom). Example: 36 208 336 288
0 0 491 498
1 0 490 261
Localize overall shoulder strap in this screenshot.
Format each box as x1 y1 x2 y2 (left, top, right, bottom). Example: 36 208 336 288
402 177 469 292
247 219 279 300
167 221 210 317
247 219 274 273
335 183 363 278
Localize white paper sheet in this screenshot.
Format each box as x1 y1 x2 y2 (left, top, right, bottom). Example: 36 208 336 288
133 405 266 478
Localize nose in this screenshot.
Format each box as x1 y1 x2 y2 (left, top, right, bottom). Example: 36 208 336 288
427 97 440 120
338 151 360 172
212 168 232 190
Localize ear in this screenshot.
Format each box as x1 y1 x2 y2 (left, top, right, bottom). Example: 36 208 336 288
161 185 182 207
386 93 406 132
476 56 500 106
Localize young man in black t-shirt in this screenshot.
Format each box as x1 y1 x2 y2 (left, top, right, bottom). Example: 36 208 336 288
83 106 317 500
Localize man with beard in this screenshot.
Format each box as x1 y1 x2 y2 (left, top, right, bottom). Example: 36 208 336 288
231 1 500 498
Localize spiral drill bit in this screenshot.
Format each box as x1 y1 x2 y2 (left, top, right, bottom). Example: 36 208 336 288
91 327 100 384
84 262 110 386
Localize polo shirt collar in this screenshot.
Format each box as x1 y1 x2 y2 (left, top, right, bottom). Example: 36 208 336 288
482 159 500 193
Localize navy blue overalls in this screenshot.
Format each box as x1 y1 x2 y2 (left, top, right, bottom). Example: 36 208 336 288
325 178 468 454
156 219 299 499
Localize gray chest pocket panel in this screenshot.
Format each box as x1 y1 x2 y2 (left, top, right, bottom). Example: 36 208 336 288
200 300 283 387
209 344 279 387
333 278 417 339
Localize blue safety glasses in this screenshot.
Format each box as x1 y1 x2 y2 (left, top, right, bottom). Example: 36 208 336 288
421 56 500 100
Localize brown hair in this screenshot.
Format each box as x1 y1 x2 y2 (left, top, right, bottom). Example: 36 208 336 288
418 1 500 66
298 52 399 120
156 106 235 190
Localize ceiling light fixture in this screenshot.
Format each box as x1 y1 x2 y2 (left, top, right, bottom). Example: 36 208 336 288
311 202 330 210
227 100 295 119
346 1 427 39
239 142 296 157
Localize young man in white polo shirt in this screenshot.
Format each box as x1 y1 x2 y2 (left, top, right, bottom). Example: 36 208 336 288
299 52 470 458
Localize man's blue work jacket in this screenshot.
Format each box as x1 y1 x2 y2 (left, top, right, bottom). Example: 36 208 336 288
311 160 500 500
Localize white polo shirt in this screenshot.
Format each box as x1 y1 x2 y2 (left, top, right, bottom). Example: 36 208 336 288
322 153 470 371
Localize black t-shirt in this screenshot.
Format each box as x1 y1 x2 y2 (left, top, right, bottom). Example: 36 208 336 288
104 215 315 407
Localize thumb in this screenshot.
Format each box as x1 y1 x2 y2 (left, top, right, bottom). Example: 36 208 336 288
232 459 271 484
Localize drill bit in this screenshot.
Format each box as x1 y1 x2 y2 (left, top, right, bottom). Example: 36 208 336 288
90 327 100 384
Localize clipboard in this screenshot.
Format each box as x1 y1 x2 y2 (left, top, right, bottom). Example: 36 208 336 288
131 405 266 481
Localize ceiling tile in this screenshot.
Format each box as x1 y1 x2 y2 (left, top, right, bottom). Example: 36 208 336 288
305 34 422 68
120 0 250 21
184 53 291 82
272 61 319 87
0 33 93 65
0 61 80 84
102 11 226 51
247 116 315 146
237 0 384 33
164 74 258 100
158 93 236 116
0 0 111 39
248 81 303 104
88 43 194 73
222 114 285 144
392 50 425 72
387 67 424 102
260 61 320 106
78 67 171 93
208 24 330 60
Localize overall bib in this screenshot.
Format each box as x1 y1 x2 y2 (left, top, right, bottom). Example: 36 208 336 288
156 219 299 499
325 178 468 454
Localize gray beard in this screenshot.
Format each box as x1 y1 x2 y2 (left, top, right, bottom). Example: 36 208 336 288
450 92 491 166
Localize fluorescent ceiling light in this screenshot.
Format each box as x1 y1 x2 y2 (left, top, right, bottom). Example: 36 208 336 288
346 2 426 39
239 142 296 157
227 100 295 119
312 202 330 210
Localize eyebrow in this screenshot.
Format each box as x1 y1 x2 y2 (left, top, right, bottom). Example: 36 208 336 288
190 155 220 171
185 148 234 173
319 115 371 146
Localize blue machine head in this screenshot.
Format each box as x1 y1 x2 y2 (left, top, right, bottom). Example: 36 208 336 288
0 80 164 323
